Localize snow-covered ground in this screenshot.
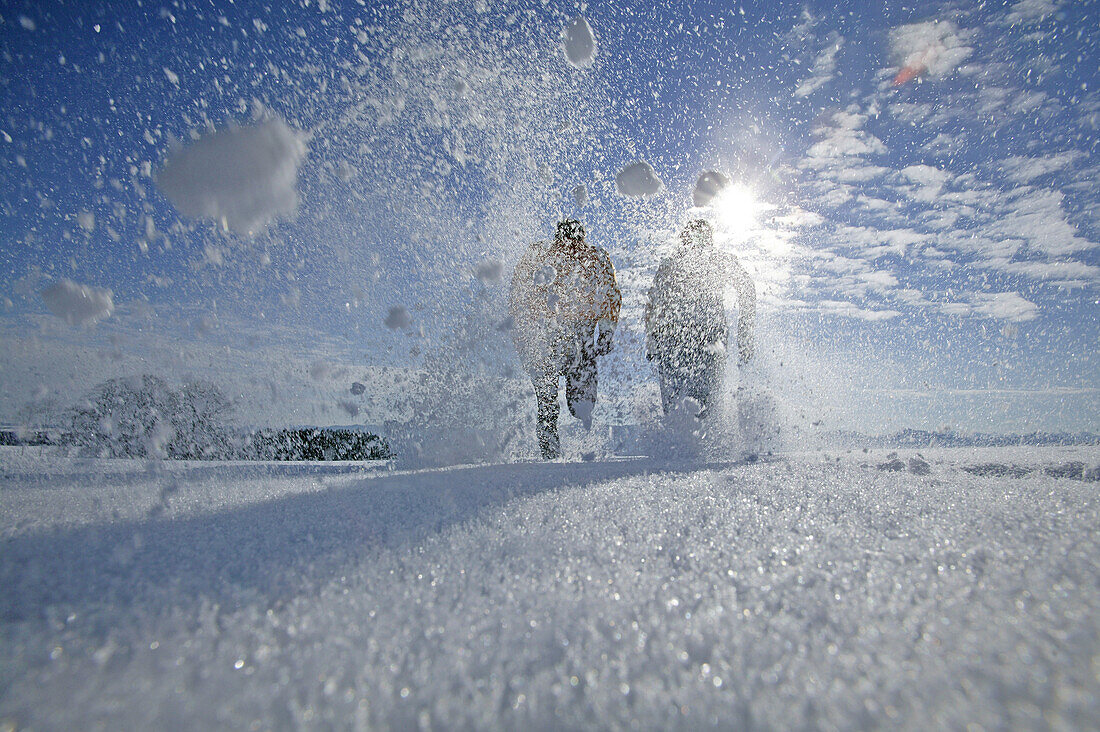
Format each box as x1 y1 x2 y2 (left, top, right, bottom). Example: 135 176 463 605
2 445 1098 729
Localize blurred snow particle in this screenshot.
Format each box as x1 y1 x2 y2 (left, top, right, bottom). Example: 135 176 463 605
76 210 96 232
384 305 412 330
889 20 972 86
562 15 597 68
310 361 334 381
692 170 729 207
350 382 366 396
156 117 307 235
616 160 664 198
573 184 587 207
194 315 217 335
41 279 114 326
163 67 180 85
334 160 355 182
475 258 504 284
534 265 557 286
19 16 37 31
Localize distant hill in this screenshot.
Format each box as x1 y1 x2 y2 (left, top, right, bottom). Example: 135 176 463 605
828 428 1100 449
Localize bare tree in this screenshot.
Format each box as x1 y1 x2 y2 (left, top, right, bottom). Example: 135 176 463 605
67 375 234 459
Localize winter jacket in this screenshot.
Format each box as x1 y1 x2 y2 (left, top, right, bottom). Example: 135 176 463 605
509 238 622 373
645 244 755 366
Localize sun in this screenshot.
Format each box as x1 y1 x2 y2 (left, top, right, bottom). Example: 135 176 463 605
712 184 764 241
706 182 796 297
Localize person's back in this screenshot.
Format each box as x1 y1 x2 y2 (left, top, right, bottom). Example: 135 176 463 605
510 226 619 372
510 220 621 458
648 245 728 365
645 219 754 415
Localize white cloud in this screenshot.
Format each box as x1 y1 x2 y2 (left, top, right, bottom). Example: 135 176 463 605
817 300 901 321
802 110 886 171
1005 0 1057 24
897 165 950 202
999 152 1081 184
992 188 1095 257
941 292 1039 321
1010 89 1049 114
794 32 844 98
974 292 1040 321
982 259 1100 286
889 20 974 82
836 225 930 259
859 270 899 290
833 166 892 184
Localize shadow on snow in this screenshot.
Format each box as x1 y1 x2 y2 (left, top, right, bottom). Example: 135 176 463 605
1 458 742 627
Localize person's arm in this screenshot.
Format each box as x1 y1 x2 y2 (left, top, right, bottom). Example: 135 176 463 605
595 249 621 355
728 254 756 363
644 260 670 360
643 280 656 360
509 245 538 323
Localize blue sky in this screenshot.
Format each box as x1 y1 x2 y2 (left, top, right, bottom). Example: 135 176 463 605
1 0 1097 437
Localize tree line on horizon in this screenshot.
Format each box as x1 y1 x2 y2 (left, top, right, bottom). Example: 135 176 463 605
5 374 390 461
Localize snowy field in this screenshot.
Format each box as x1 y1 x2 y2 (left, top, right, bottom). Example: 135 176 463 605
2 445 1098 729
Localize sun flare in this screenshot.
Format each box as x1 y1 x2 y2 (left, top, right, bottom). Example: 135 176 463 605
712 184 763 240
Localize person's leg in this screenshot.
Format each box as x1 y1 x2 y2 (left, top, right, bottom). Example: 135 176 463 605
565 336 598 430
660 349 713 418
658 346 695 415
689 354 723 418
657 361 677 414
532 371 561 459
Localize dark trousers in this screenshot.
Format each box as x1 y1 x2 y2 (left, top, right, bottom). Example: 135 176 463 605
531 336 598 459
657 351 723 416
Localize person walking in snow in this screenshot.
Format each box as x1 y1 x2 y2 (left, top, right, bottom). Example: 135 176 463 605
644 219 755 417
510 220 622 459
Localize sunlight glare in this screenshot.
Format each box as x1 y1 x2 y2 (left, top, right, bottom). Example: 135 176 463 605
712 184 763 240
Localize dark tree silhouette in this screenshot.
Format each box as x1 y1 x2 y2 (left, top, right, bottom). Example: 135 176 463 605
67 375 233 459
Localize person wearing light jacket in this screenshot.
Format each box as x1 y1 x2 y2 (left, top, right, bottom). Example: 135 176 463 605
645 219 755 417
510 220 622 459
